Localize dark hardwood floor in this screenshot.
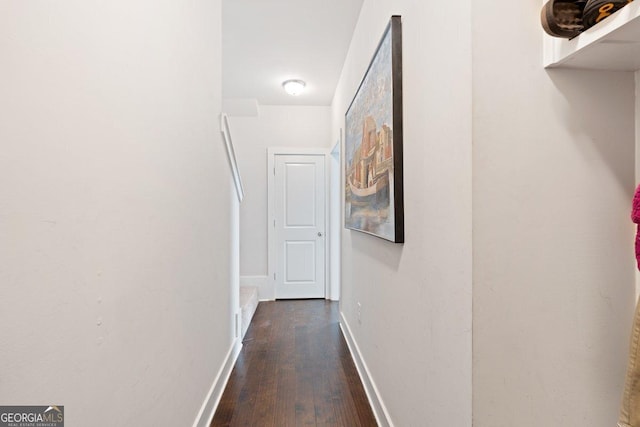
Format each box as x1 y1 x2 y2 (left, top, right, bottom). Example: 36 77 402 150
211 300 377 427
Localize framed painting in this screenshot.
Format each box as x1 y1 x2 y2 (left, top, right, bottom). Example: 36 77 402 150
345 16 403 243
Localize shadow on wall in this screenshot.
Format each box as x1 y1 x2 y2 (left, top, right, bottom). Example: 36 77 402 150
351 231 403 271
546 68 635 193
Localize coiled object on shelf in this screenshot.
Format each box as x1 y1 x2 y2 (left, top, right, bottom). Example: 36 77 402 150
582 0 633 29
541 0 585 38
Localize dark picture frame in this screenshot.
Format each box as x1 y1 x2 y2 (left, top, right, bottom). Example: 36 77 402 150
344 15 403 243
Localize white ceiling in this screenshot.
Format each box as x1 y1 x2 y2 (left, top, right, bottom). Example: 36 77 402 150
222 0 364 106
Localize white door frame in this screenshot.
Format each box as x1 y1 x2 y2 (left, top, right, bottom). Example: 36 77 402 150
329 141 341 301
268 147 330 299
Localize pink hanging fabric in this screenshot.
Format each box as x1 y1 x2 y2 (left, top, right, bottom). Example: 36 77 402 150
619 184 640 427
633 184 640 269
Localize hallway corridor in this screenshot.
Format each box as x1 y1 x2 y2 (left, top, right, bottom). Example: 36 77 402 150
211 300 377 426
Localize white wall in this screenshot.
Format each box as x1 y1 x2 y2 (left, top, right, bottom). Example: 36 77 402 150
0 2 235 426
636 72 640 186
332 1 473 425
473 2 636 426
636 71 640 299
330 143 342 301
229 105 332 299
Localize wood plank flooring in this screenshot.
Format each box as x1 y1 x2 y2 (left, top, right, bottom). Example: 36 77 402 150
211 300 377 427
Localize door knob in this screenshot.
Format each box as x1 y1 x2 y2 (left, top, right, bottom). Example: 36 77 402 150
317 232 323 237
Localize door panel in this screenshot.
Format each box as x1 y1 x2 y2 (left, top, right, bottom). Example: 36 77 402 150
285 163 316 226
275 154 325 299
285 241 315 282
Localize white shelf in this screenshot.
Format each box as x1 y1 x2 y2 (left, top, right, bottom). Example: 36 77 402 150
544 1 640 70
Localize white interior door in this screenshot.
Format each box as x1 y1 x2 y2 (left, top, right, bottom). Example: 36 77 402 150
274 154 325 299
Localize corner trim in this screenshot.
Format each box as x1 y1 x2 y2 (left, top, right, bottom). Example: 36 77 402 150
192 338 242 427
339 312 394 427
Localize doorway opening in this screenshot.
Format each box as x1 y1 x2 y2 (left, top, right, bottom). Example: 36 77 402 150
268 148 328 299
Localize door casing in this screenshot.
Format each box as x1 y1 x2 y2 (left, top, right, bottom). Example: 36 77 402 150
267 147 330 299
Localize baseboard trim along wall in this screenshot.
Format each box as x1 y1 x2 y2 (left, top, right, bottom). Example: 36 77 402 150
192 338 242 427
240 275 274 301
339 312 394 427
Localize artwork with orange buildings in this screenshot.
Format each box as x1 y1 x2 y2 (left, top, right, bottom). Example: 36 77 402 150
345 16 404 243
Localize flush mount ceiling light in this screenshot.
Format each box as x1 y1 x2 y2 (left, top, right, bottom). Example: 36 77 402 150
282 79 306 96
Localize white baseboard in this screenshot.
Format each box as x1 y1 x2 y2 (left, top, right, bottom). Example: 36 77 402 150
192 338 242 427
240 275 274 301
339 312 394 427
